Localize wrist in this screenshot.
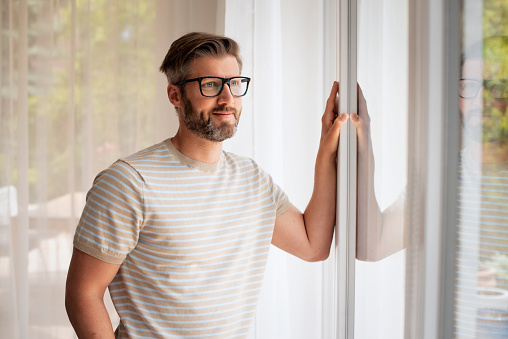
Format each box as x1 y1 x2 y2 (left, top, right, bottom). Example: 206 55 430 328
316 147 337 170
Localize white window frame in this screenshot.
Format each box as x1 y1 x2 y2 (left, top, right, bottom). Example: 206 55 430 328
335 0 358 338
404 0 460 338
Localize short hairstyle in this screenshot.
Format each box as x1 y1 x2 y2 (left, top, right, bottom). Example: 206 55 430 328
159 32 243 85
461 35 508 68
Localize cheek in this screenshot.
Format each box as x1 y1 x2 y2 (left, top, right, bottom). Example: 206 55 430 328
191 98 215 113
234 97 243 108
459 99 467 117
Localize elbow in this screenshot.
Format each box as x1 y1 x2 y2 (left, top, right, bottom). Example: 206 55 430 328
304 247 331 262
356 245 383 262
356 252 380 262
65 292 76 327
356 245 402 262
65 285 77 319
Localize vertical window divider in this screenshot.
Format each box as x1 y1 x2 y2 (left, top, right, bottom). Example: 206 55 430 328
440 0 460 337
405 0 460 338
336 0 357 338
405 0 430 336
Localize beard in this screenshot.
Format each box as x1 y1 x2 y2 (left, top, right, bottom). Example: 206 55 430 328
180 92 240 142
462 107 508 144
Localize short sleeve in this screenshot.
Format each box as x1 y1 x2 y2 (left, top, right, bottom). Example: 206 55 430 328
264 171 292 217
73 160 145 264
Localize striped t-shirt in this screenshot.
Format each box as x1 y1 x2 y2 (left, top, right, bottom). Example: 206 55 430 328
454 149 508 338
73 138 292 338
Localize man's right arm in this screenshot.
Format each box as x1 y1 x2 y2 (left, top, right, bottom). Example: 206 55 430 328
65 247 121 339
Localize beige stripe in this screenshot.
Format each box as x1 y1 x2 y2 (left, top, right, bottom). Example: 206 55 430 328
74 141 292 336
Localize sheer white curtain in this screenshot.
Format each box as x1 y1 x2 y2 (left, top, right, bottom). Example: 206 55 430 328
1 0 329 337
0 1 165 337
224 1 329 338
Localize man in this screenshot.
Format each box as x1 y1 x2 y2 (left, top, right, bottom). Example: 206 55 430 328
454 35 508 337
65 32 359 338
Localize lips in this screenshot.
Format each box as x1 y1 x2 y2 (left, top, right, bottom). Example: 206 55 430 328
212 107 237 117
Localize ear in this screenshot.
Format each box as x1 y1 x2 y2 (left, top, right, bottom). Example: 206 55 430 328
167 84 182 109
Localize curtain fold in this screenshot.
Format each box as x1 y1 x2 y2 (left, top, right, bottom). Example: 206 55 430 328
224 1 327 338
224 1 290 338
1 1 164 336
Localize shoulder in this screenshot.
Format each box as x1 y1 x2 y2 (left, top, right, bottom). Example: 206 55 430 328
221 151 283 191
106 140 186 181
91 141 169 188
223 150 264 172
121 141 172 168
223 151 274 182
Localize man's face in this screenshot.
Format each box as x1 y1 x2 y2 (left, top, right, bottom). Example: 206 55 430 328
460 58 508 144
179 55 242 142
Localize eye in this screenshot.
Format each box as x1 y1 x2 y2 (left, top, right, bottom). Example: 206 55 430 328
462 82 476 90
201 79 221 88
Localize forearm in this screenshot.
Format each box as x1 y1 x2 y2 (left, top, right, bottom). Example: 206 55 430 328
66 290 116 338
356 140 405 261
357 193 405 261
378 193 405 258
356 143 383 261
302 149 337 261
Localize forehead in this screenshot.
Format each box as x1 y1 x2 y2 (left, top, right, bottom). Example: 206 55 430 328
462 57 508 80
462 59 482 79
188 55 240 78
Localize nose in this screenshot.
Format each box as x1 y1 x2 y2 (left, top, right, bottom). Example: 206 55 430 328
470 86 483 109
217 82 235 106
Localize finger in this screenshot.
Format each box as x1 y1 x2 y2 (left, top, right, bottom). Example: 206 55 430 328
350 112 368 135
321 113 347 152
350 112 367 138
350 112 360 129
324 112 347 136
356 83 370 122
350 112 371 149
323 81 339 123
331 113 349 135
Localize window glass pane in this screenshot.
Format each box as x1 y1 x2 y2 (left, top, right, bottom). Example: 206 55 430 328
455 1 508 337
354 0 408 337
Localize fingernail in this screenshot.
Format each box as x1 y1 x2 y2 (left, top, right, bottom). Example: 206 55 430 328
341 113 348 120
351 113 359 121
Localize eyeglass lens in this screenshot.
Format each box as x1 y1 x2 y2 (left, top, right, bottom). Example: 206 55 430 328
200 77 249 97
459 79 508 99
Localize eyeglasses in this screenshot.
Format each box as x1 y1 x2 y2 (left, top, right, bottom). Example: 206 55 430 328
176 76 251 97
459 78 508 99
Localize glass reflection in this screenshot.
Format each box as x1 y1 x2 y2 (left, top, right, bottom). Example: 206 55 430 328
355 88 406 262
455 34 508 337
354 1 408 336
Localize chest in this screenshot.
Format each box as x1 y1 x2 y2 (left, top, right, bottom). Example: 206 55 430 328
132 168 277 267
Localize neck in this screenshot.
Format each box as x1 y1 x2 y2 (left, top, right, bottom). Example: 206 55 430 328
470 140 508 164
171 128 223 163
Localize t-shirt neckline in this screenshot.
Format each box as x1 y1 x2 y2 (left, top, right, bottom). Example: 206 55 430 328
163 138 223 173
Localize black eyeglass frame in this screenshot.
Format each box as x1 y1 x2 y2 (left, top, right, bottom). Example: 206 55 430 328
176 76 251 97
459 78 508 99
